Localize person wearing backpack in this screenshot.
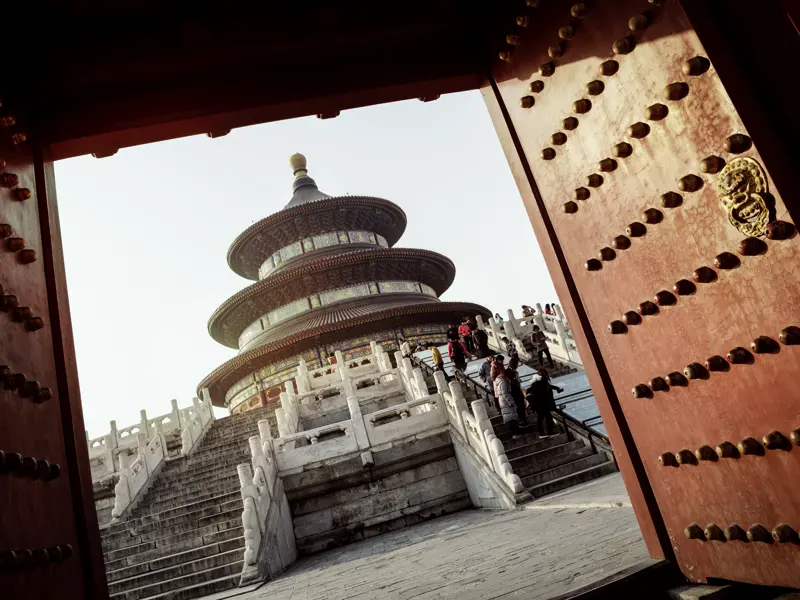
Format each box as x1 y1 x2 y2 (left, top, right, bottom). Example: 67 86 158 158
447 332 471 373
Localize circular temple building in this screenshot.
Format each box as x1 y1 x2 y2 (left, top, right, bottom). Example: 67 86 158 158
199 154 490 414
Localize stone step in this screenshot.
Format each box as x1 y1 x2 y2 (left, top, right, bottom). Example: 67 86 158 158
504 434 571 460
106 537 244 583
529 461 618 498
102 511 242 552
104 525 243 569
112 492 242 531
109 558 243 600
521 453 607 489
109 547 243 596
188 438 253 455
496 426 564 447
115 499 241 538
155 458 247 482
171 451 251 471
135 572 241 600
137 476 241 509
147 466 242 490
510 443 593 479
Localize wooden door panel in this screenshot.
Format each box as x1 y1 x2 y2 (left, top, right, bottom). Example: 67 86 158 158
486 0 800 586
0 139 106 597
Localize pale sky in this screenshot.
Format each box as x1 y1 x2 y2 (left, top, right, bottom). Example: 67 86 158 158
54 90 560 438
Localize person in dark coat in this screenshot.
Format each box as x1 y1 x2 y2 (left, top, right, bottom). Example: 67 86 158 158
526 368 563 438
472 327 491 358
506 357 529 427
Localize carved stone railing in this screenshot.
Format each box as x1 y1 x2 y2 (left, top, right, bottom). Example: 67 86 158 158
396 352 430 400
477 305 583 367
180 389 216 456
89 394 214 481
432 370 525 499
269 359 525 499
110 426 167 522
238 420 297 585
365 394 448 448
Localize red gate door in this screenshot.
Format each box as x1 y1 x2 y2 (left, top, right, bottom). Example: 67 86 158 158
0 139 108 598
485 0 800 587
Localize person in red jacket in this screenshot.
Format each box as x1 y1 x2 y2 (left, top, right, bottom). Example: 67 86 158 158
448 331 472 373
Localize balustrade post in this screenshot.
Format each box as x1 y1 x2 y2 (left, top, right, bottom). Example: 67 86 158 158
506 309 517 336
249 435 269 480
433 370 448 394
109 420 119 449
136 432 147 457
448 381 468 435
200 388 215 421
554 319 569 360
534 313 546 332
413 369 429 399
488 318 502 350
554 303 565 322
334 350 346 376
346 397 370 451
275 408 289 438
103 434 116 474
139 410 150 438
170 399 182 429
258 419 272 444
502 320 516 343
296 358 310 393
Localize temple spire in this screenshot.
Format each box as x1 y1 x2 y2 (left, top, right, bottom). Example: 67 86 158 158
285 152 330 207
289 153 308 178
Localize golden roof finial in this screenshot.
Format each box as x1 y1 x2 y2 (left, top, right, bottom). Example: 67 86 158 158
289 153 307 178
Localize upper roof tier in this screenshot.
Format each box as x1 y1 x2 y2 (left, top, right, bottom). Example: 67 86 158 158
227 154 407 280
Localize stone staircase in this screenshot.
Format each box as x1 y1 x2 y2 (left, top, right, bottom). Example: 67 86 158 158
100 407 272 600
488 413 616 498
425 373 615 499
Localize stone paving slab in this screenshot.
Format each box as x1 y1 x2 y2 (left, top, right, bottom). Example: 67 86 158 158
210 474 651 600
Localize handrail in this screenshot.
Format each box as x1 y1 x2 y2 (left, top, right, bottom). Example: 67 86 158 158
411 354 610 448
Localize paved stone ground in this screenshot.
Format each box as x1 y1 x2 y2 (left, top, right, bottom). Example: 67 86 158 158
216 474 651 600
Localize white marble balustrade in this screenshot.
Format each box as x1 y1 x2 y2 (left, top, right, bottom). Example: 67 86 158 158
477 305 582 367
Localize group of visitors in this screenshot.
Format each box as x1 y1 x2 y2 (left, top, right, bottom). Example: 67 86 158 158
484 354 563 439
521 303 556 317
421 311 564 440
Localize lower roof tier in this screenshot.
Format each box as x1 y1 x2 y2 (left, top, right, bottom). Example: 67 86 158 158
209 247 456 348
199 300 490 404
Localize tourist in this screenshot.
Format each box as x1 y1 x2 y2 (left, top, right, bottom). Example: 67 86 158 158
447 323 459 341
521 305 533 317
478 355 495 400
429 343 444 372
447 330 472 373
472 326 491 358
328 353 337 365
532 324 554 367
493 361 521 439
506 356 529 427
526 368 564 438
493 312 503 324
545 303 554 315
458 318 474 353
502 336 518 361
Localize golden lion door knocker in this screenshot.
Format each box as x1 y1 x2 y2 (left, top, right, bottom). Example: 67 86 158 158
716 157 771 237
